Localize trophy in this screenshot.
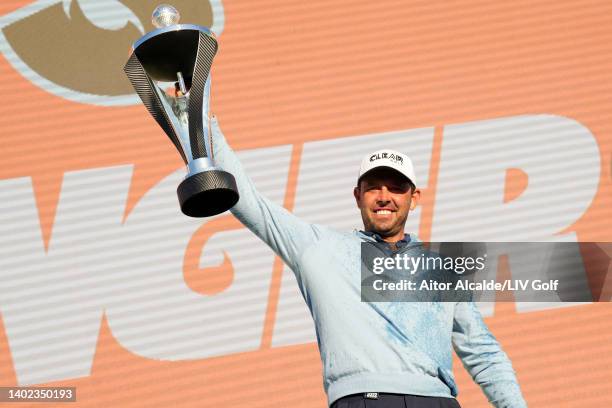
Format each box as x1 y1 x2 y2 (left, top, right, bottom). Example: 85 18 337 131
124 4 239 217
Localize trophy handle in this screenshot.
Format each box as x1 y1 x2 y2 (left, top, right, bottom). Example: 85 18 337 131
124 53 187 163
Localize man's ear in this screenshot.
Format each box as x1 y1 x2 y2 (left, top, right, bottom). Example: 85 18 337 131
353 186 361 207
409 188 421 211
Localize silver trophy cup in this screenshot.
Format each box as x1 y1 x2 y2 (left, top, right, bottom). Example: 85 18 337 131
124 5 239 217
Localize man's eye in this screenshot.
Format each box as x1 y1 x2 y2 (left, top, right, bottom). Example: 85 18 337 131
389 185 408 193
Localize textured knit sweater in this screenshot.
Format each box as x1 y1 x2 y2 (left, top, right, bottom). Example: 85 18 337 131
210 117 527 408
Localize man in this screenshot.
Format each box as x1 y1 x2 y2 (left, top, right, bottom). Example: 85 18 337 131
209 117 527 408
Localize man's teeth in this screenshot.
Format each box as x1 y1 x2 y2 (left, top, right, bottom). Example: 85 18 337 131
376 210 392 214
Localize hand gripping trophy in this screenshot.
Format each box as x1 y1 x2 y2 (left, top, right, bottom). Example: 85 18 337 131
124 4 239 217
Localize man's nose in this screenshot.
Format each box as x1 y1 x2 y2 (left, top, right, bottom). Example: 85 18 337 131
376 186 391 203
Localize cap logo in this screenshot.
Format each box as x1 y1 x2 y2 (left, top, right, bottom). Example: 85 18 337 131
370 152 404 165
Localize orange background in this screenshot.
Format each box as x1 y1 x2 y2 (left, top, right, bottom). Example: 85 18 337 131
1 0 612 406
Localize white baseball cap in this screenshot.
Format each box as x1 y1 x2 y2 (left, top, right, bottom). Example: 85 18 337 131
357 149 416 186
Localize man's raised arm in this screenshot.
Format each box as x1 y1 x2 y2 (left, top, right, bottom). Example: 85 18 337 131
452 302 528 408
209 117 323 272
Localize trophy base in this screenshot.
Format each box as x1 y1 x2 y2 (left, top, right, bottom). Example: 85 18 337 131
177 169 239 217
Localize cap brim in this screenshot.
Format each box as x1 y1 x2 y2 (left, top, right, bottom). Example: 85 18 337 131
358 166 414 185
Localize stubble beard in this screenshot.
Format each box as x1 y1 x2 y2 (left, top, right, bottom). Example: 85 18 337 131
362 210 408 239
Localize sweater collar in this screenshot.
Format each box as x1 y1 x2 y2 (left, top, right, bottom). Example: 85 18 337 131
357 230 420 249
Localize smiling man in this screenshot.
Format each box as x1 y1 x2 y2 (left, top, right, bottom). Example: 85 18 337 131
210 118 527 408
354 150 420 250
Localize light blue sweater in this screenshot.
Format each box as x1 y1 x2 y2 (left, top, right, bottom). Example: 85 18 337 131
211 118 527 408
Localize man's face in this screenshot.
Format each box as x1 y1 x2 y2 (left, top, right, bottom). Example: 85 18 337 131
353 167 420 240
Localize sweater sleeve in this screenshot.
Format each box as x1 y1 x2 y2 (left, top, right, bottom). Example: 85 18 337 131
452 302 528 408
209 116 322 273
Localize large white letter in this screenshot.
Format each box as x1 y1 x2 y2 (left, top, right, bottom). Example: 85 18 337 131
432 115 600 314
0 166 133 385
